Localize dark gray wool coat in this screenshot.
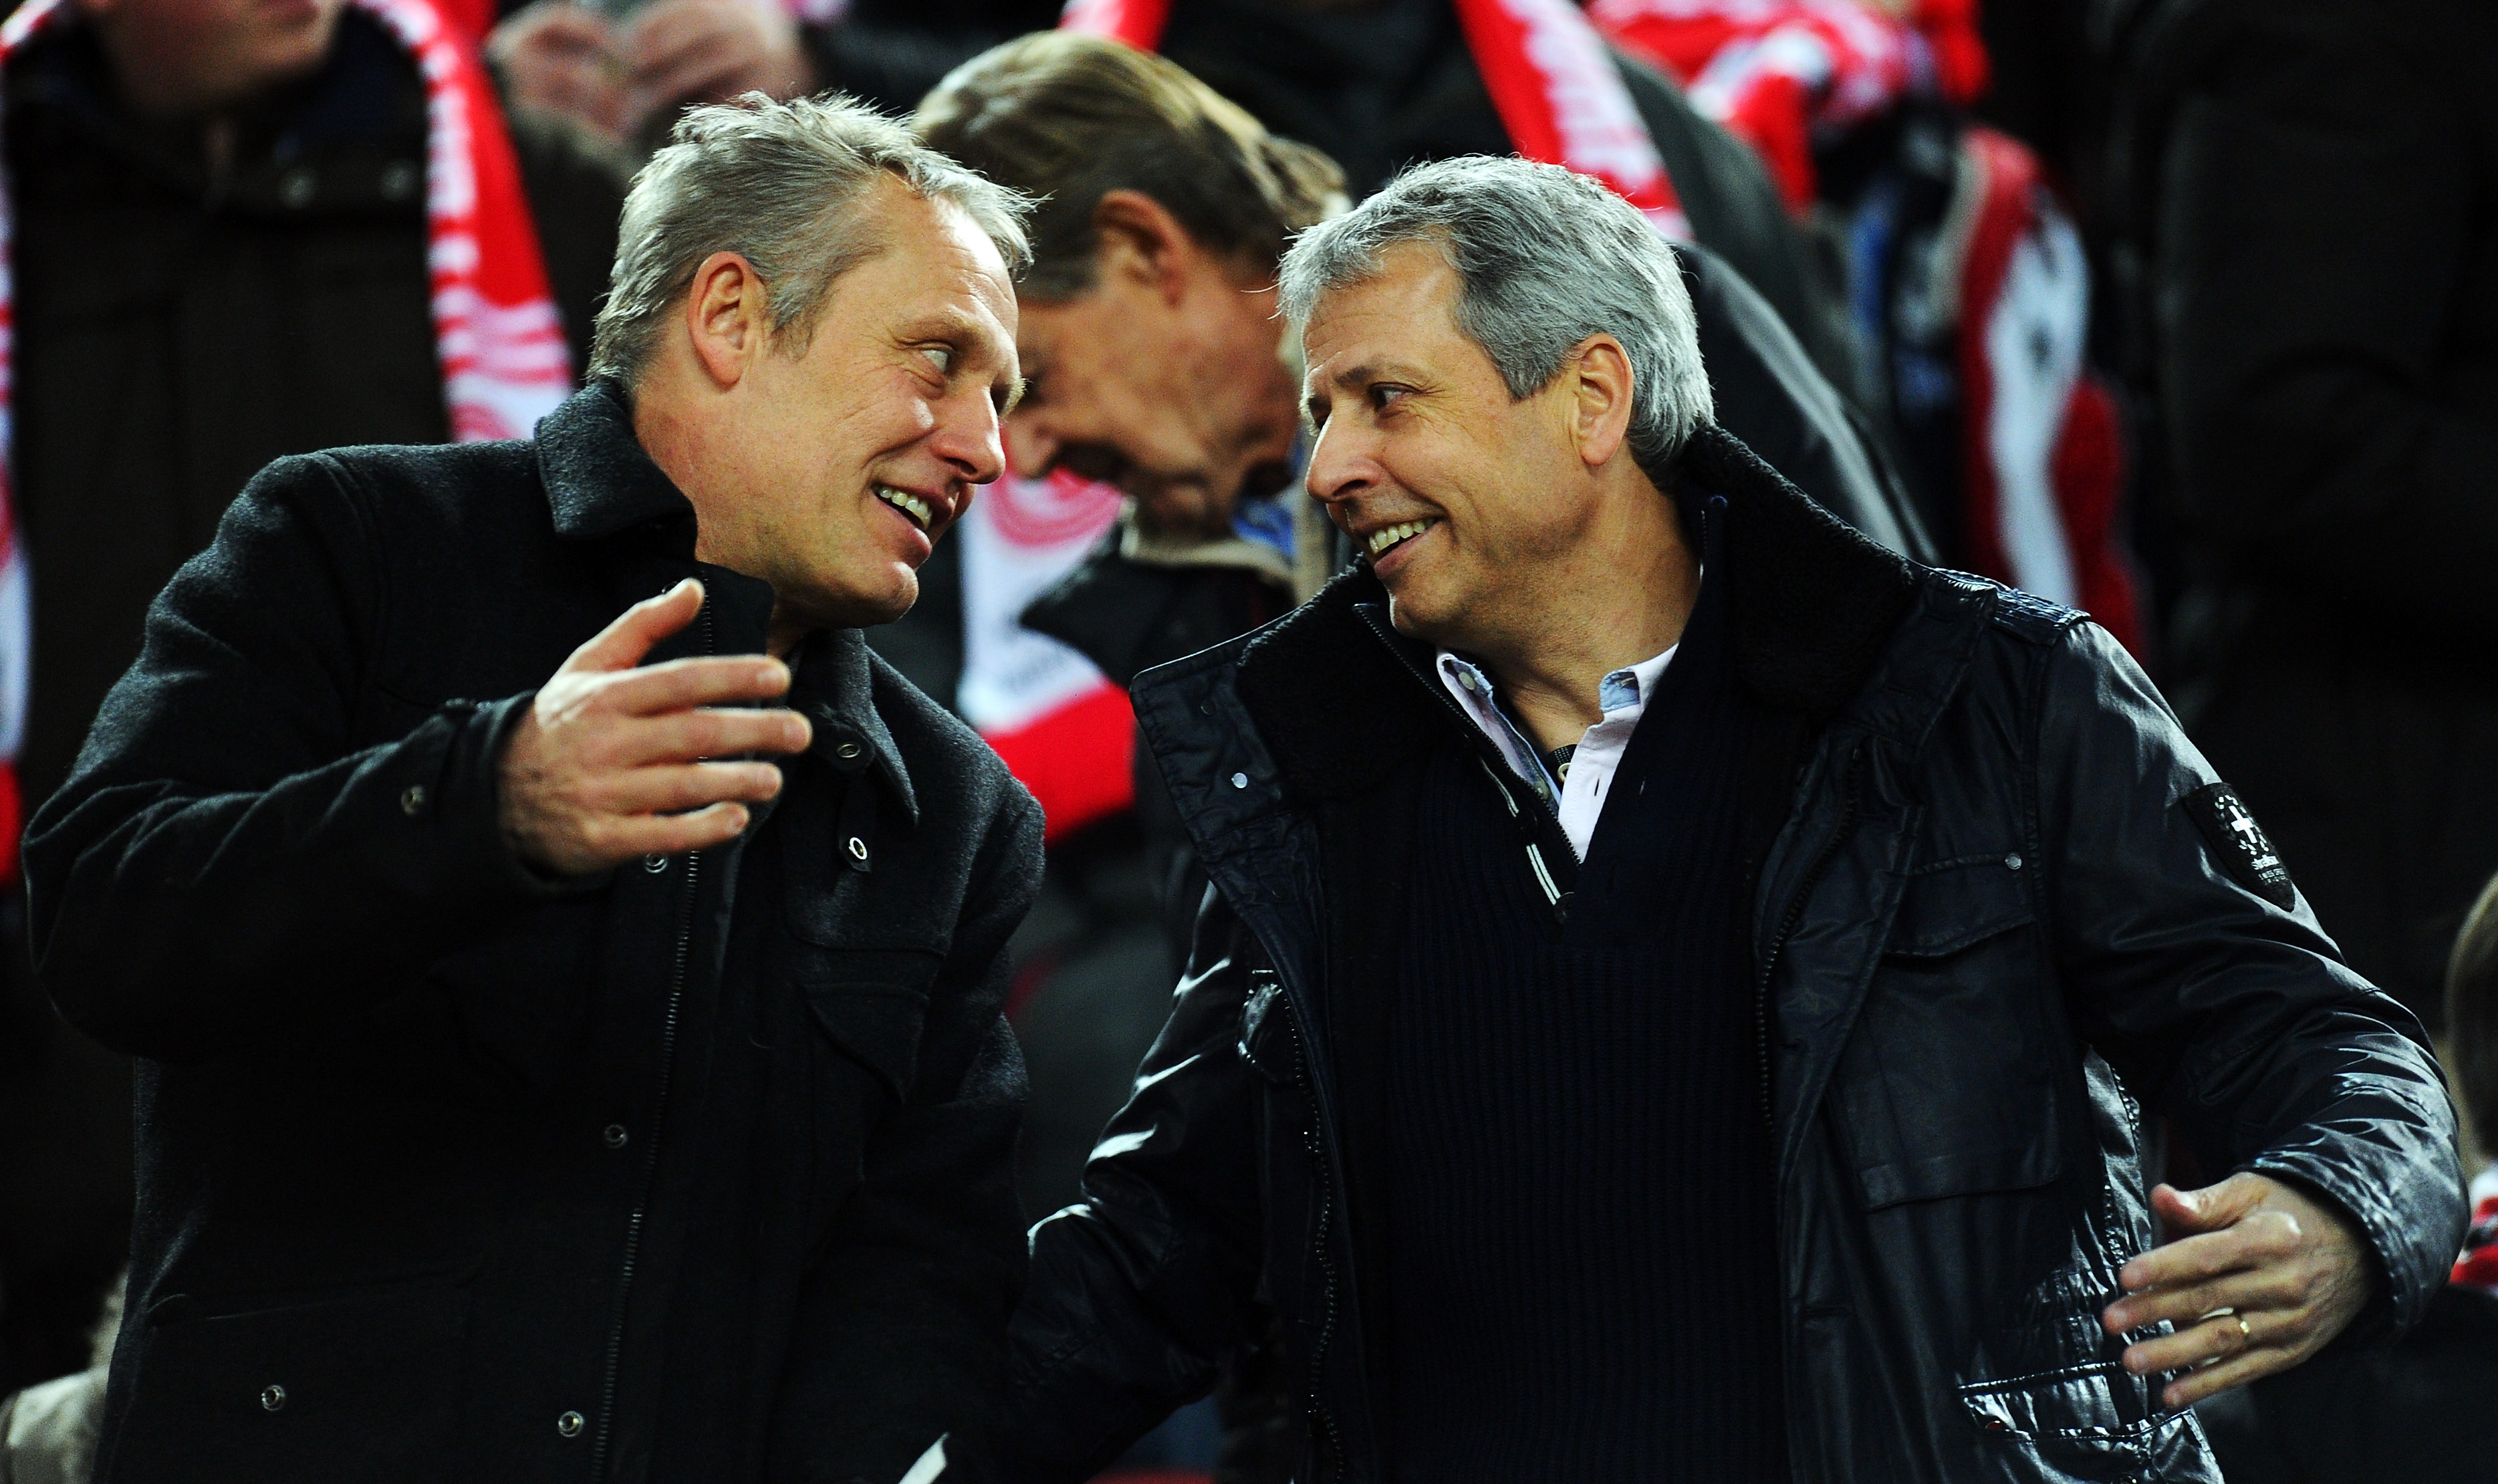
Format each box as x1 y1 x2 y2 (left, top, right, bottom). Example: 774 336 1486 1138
23 383 1045 1484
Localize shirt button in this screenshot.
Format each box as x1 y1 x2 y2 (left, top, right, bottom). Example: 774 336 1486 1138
378 159 418 201
602 1124 628 1150
557 1410 585 1439
260 1384 287 1412
643 852 668 873
399 785 426 816
2004 853 2025 872
1457 670 1478 692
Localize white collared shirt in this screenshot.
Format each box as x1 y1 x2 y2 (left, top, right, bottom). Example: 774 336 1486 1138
1434 643 1680 861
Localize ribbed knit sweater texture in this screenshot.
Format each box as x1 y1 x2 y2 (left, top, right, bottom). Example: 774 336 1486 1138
1381 564 1785 1481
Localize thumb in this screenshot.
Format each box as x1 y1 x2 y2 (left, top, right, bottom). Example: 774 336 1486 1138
566 579 705 674
2152 1175 2260 1235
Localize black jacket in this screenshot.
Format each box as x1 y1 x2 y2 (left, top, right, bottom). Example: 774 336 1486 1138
998 424 2464 1483
23 385 1043 1484
2108 0 2498 1023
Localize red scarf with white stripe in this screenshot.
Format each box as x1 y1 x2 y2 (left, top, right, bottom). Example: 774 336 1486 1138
1061 0 1692 240
0 0 571 874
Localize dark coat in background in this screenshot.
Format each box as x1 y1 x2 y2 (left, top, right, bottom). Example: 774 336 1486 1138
2110 0 2498 1027
0 9 628 1396
23 385 1042 1484
997 424 2463 1484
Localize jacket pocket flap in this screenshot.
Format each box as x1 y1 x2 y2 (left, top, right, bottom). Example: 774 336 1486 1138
147 1283 469 1416
795 953 939 1100
1855 1138 2064 1210
1885 856 2036 957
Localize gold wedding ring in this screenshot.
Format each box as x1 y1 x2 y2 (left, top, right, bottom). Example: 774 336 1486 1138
2197 1306 2253 1346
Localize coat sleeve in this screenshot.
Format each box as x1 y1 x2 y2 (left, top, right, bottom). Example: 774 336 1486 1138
768 785 1043 1484
2157 6 2498 626
2035 619 2467 1340
23 453 561 1061
992 888 1273 1484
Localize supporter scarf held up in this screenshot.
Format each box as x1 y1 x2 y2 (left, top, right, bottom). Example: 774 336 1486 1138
1062 0 1694 241
0 0 573 876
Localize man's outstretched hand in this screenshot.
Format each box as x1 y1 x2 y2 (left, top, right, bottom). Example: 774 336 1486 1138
2100 1171 2376 1409
499 580 810 876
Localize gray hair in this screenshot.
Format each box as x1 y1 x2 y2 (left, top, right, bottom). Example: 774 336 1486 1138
589 92 1033 386
1277 156 1712 474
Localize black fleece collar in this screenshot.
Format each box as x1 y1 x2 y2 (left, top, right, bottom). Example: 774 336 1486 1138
1233 422 1920 803
789 627 920 827
535 380 699 542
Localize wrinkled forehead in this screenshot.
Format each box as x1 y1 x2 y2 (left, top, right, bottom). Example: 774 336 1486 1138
1299 247 1471 382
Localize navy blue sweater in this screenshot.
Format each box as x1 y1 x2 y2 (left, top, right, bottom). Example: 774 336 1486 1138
1381 555 1784 1481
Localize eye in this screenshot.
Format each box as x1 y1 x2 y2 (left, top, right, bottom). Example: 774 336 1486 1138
1368 384 1409 411
920 345 953 374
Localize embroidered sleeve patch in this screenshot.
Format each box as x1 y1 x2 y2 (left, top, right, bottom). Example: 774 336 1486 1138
2181 781 2296 909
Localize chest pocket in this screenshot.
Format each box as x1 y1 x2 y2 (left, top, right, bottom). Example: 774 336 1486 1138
792 947 941 1102
1832 853 2065 1209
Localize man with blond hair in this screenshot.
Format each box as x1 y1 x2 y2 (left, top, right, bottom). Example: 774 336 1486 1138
28 95 1040 1484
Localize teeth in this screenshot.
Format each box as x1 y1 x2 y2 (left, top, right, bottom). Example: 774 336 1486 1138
876 485 932 530
1365 519 1437 558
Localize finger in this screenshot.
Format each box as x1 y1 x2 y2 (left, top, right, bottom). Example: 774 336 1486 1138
598 801 757 860
565 580 705 674
632 37 749 108
602 760 786 815
592 654 793 717
2102 1260 2305 1336
2114 1225 2262 1301
626 6 733 74
616 707 812 765
2118 1309 2258 1379
2150 1174 2269 1237
2156 1326 2298 1410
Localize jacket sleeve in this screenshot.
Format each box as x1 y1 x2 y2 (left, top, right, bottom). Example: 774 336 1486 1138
2036 620 2467 1339
769 787 1043 1484
993 888 1272 1484
24 454 561 1061
2157 7 2498 626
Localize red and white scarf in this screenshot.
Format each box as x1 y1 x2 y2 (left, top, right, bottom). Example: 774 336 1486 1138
0 0 571 872
1062 0 1693 241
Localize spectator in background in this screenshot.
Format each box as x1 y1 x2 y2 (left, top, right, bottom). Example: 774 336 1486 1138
0 0 622 1400
2193 871 2498 1482
2112 0 2498 1032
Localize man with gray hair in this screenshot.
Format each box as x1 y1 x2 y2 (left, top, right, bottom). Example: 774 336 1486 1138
996 155 2463 1483
25 93 1042 1484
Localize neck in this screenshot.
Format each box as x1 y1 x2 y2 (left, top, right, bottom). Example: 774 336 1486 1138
632 382 818 662
1473 479 1699 755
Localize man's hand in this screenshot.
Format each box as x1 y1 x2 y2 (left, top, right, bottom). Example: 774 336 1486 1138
487 3 634 144
499 580 811 876
624 0 815 119
2100 1172 2376 1408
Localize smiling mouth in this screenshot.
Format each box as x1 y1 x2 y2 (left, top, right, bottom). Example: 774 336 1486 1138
876 485 935 531
1365 518 1439 560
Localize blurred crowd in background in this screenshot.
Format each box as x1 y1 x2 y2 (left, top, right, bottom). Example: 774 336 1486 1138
0 1 2492 1481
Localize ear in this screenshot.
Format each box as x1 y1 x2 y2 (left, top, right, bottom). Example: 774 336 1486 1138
1091 189 1199 305
1569 334 1637 472
682 251 769 391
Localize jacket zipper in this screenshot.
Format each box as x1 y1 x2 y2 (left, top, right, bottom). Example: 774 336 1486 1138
589 600 715 1478
1751 743 1864 1133
1293 1011 1348 1481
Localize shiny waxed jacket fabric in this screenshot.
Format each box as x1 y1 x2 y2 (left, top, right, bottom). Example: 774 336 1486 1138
997 424 2466 1483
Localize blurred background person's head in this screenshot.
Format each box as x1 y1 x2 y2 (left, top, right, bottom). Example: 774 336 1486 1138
75 0 347 116
491 0 817 152
915 33 1342 542
592 94 1029 636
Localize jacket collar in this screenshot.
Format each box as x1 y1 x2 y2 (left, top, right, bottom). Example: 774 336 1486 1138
535 380 699 542
1231 422 1920 803
789 627 920 827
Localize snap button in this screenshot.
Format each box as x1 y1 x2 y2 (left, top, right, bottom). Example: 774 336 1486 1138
260 1384 287 1412
834 740 862 761
1231 772 1249 789
2004 852 2025 872
602 1124 628 1150
846 836 869 863
557 1410 585 1439
643 852 668 874
279 168 315 209
399 785 426 816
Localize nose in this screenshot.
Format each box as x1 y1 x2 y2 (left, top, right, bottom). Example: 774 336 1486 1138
931 388 1008 488
1302 417 1372 514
